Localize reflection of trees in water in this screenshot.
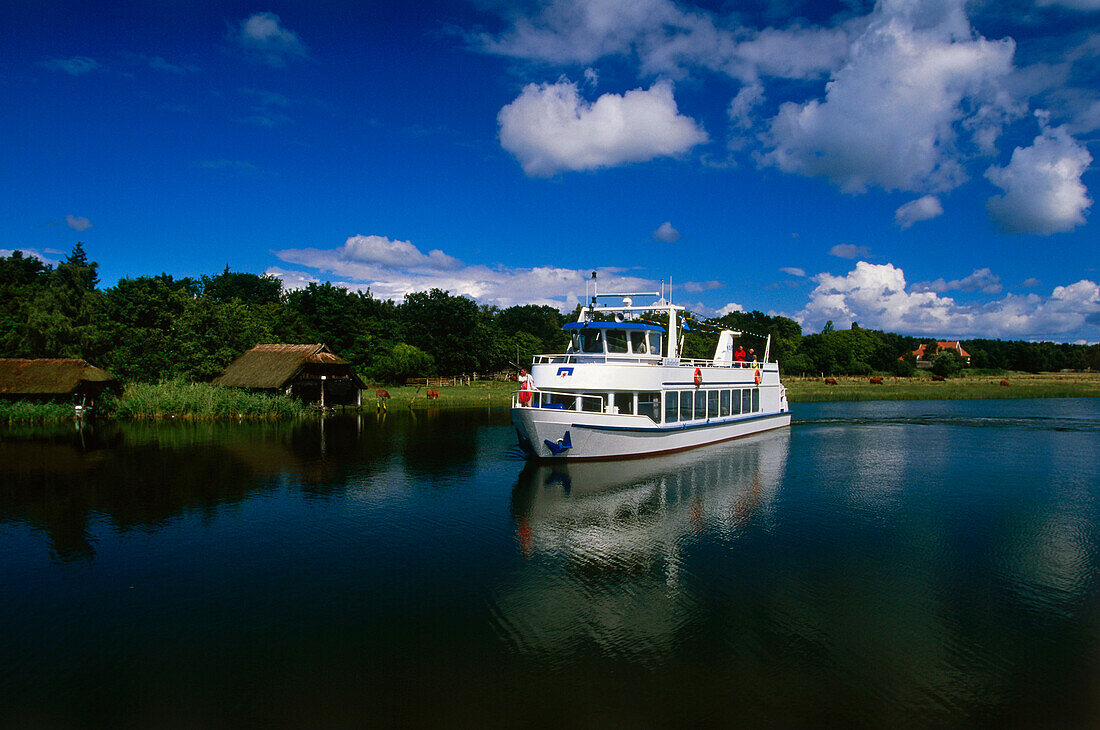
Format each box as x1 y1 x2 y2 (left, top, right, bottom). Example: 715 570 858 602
0 413 442 561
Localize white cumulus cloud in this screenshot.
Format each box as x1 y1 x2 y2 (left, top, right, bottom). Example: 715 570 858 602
894 195 944 228
780 267 806 277
498 79 708 176
234 12 307 67
271 236 663 309
796 261 1100 339
763 0 1018 193
985 120 1092 234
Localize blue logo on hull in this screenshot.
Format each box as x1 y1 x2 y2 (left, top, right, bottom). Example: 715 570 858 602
544 430 572 455
556 367 574 377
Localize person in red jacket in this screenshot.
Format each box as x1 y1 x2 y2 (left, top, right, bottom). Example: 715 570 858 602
734 346 746 362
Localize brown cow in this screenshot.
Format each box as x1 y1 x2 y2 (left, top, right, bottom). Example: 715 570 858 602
824 377 838 385
999 380 1011 387
426 389 440 400
869 376 883 385
931 374 946 381
376 389 391 399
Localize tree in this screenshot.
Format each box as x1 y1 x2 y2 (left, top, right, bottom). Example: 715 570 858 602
371 343 435 384
201 266 282 305
931 351 965 377
399 289 491 375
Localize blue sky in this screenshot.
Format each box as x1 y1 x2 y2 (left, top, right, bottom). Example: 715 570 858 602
3 0 1099 341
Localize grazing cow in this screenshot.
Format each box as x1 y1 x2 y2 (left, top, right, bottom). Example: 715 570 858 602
824 377 838 385
869 376 883 385
999 380 1011 387
426 389 440 400
376 389 391 399
931 374 946 381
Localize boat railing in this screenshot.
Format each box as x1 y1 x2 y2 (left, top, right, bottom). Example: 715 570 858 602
531 353 771 368
678 358 770 369
531 353 663 365
511 389 606 410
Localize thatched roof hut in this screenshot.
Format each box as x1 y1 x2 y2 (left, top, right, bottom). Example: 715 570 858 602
212 344 364 406
0 359 119 402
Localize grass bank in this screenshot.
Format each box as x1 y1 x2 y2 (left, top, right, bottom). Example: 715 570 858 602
784 371 1100 402
108 380 309 420
379 372 1100 408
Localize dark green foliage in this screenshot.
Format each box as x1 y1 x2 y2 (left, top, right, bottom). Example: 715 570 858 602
371 343 435 384
2 247 1097 390
893 355 917 377
497 304 568 355
400 289 505 375
201 266 281 305
931 351 966 377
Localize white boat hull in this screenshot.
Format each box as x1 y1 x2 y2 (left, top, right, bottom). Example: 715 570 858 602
512 406 791 460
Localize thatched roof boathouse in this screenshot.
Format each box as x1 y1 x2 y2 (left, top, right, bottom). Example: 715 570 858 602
212 344 364 407
0 359 119 404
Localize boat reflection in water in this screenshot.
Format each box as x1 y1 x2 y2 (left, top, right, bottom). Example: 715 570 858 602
499 430 790 663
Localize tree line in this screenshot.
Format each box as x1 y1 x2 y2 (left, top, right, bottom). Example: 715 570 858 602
2 245 1097 384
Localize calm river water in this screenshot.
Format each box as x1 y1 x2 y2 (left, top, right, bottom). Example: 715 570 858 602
2 399 1099 727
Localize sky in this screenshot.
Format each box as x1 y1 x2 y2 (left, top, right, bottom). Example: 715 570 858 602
3 0 1099 342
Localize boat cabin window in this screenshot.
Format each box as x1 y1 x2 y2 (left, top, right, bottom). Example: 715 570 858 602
572 330 604 354
679 390 693 421
614 392 634 415
741 388 752 414
720 390 731 417
752 388 760 412
581 395 603 413
638 392 660 423
606 330 628 354
731 389 742 415
708 390 719 418
629 331 648 354
648 333 663 357
665 391 678 423
542 392 577 410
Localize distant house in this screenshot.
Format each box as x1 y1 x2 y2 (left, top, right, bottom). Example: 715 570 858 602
905 341 972 368
0 359 119 404
212 344 365 406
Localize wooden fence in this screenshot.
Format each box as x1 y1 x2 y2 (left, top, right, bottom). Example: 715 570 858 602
405 371 515 387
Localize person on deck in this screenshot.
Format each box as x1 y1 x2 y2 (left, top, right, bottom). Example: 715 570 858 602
749 348 757 366
734 346 747 362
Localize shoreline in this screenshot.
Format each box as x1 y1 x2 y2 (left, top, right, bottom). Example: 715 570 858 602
2 373 1097 424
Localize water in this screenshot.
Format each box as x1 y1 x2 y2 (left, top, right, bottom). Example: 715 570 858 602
1 399 1098 727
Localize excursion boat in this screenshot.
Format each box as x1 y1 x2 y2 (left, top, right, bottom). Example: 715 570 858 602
511 285 791 459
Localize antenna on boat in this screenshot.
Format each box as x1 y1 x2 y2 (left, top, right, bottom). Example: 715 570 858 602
591 270 597 307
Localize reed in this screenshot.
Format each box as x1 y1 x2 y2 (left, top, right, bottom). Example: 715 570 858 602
0 400 77 423
109 380 309 419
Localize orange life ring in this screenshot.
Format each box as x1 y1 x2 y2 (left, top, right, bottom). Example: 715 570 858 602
754 368 762 384
693 367 702 387
519 379 531 404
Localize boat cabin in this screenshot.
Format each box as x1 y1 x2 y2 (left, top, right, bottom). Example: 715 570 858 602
563 322 665 360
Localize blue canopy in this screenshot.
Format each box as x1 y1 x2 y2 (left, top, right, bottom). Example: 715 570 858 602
562 321 665 332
